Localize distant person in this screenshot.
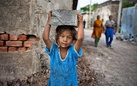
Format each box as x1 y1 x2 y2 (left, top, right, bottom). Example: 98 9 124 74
91 15 103 47
43 11 84 86
83 20 86 29
105 15 116 47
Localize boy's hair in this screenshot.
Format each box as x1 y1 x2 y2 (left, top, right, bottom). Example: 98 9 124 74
55 25 77 44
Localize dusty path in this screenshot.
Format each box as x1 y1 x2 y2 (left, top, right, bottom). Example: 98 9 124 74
82 29 137 86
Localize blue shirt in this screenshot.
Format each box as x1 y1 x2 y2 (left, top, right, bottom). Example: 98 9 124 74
45 43 82 86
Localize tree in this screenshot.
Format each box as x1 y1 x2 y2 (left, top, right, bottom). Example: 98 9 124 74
80 3 99 13
122 2 135 8
80 5 90 12
91 4 99 11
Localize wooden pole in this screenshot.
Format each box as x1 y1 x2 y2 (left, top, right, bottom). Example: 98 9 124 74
117 0 122 33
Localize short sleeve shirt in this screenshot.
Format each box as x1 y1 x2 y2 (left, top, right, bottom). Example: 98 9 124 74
105 20 115 27
45 43 82 86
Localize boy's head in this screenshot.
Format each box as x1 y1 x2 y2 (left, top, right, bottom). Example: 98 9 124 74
55 25 77 46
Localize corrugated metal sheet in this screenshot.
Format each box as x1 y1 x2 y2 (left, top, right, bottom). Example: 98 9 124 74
121 5 137 35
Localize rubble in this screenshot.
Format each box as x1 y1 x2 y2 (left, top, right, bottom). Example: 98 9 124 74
77 57 97 86
116 33 137 45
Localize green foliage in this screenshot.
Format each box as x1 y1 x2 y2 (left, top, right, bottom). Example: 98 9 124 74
80 3 99 13
122 2 135 8
91 4 99 11
80 5 90 12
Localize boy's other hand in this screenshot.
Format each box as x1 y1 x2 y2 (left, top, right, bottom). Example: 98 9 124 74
47 11 52 23
77 13 83 23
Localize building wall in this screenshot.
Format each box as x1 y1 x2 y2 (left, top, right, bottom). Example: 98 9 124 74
81 1 119 28
82 13 89 28
92 1 119 26
0 0 74 81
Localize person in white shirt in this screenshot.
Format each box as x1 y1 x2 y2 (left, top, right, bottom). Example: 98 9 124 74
105 15 116 47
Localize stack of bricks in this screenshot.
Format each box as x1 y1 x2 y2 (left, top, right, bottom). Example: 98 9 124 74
0 32 37 52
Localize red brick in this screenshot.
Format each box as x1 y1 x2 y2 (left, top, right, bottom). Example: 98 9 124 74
0 47 8 52
24 41 33 47
28 36 36 41
9 34 17 40
0 32 5 34
0 41 4 46
8 47 17 52
0 34 8 40
18 47 26 52
6 41 22 47
27 47 32 51
18 35 27 41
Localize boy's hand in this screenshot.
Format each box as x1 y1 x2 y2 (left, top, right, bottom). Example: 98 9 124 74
77 13 83 23
47 11 52 23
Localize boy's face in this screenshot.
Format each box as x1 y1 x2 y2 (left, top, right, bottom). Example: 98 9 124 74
58 29 73 48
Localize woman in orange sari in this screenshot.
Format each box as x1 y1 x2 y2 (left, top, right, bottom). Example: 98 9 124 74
91 15 103 47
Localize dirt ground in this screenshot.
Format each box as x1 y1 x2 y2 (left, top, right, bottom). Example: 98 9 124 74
83 29 137 86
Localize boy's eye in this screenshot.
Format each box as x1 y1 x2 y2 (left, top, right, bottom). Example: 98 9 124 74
61 35 64 38
67 36 72 39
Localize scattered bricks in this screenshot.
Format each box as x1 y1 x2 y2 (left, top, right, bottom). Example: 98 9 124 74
0 41 4 46
10 34 18 40
24 41 33 47
0 47 8 52
18 35 27 41
18 47 26 52
50 9 77 26
0 34 8 40
8 47 17 52
6 41 22 47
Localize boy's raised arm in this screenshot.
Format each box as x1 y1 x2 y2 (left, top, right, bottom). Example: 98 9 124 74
43 11 52 49
75 13 84 52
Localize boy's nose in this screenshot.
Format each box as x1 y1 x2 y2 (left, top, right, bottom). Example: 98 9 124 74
63 37 67 41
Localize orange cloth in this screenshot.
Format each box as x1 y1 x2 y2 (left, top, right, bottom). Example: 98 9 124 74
91 20 103 38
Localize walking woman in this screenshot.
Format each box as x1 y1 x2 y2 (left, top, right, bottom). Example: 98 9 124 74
91 15 103 47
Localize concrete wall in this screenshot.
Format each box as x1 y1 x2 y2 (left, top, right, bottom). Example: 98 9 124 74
121 5 137 35
0 52 33 80
0 0 73 35
0 0 74 81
